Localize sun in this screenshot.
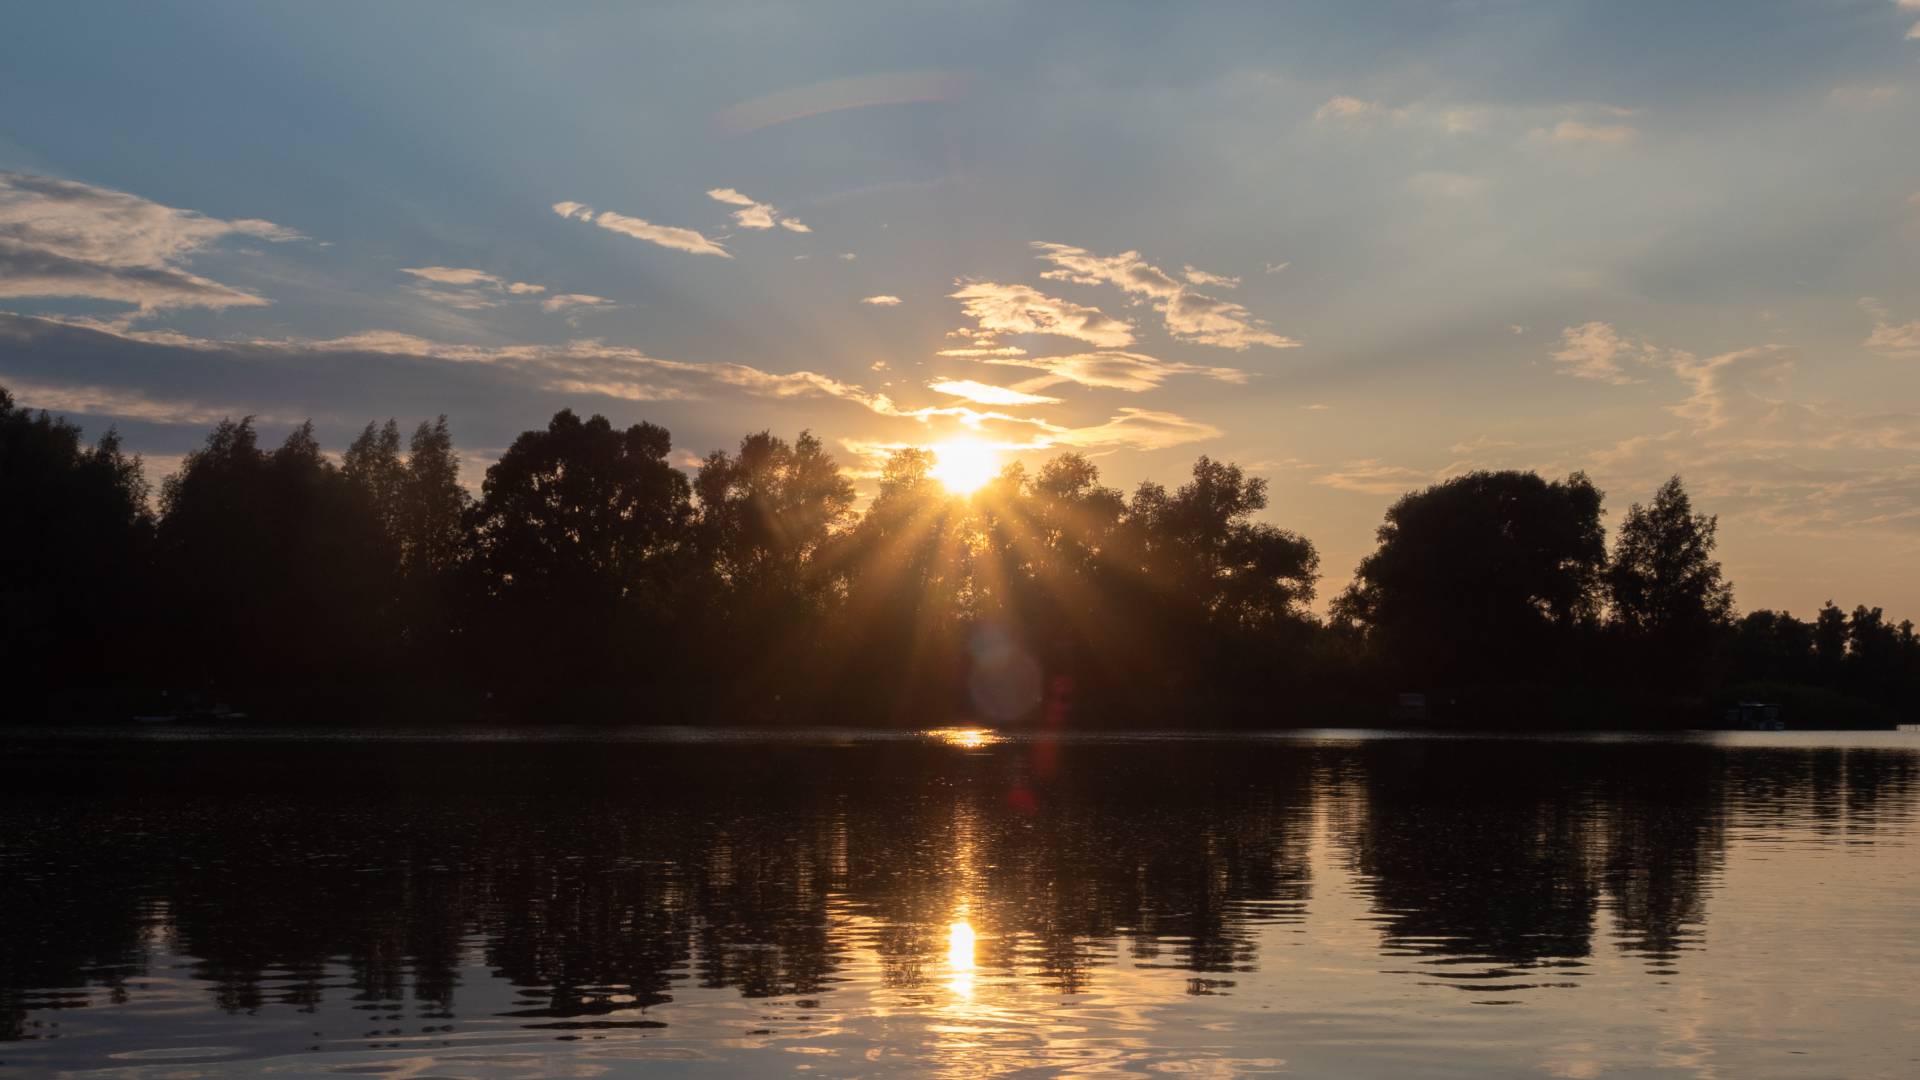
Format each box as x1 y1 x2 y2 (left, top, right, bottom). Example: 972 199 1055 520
929 439 1000 495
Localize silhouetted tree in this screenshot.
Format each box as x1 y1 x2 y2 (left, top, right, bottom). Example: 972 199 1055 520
1607 476 1733 696
157 418 398 704
465 409 693 701
0 387 153 710
1336 470 1606 697
688 430 855 708
9 382 1919 727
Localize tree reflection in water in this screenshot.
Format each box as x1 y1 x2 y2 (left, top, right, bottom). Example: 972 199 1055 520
1 733 1914 1059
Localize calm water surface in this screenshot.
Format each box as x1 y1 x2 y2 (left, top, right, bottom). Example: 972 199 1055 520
2 729 1918 1078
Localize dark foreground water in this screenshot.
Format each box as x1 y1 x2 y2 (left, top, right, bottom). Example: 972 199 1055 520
3 729 1918 1078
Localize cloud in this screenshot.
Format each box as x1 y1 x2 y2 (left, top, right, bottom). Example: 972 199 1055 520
1313 96 1404 125
1535 119 1639 142
1667 345 1808 432
1 313 1233 479
1032 243 1298 350
973 350 1247 393
1046 407 1221 450
400 266 503 287
552 200 729 257
1861 298 1920 359
928 379 1062 406
937 345 1028 358
1183 265 1240 288
0 170 303 312
1312 460 1438 495
706 187 809 233
0 375 290 426
861 294 902 306
401 266 585 312
1550 321 1661 384
949 281 1135 347
1828 83 1901 108
1263 261 1291 274
541 293 616 314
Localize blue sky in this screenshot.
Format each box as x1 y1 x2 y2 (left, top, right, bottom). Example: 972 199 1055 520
3 1 1918 615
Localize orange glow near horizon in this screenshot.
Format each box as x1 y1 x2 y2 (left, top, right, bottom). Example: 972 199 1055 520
929 438 1000 495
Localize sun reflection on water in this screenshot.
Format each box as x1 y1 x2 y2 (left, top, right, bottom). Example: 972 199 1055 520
927 727 1001 749
946 917 977 999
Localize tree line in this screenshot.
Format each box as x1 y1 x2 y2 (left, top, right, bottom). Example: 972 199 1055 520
4 384 1917 726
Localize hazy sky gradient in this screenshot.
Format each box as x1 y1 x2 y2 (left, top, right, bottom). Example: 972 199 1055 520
3 1 1917 615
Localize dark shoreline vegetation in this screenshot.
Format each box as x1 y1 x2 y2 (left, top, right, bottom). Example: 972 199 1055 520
5 384 1918 729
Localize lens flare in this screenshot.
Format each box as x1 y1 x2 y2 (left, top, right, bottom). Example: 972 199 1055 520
929 439 999 495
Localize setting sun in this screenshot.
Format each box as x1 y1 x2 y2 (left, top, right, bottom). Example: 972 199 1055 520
929 439 999 495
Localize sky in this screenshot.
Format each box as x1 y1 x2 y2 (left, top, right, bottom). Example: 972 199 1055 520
2 1 1918 617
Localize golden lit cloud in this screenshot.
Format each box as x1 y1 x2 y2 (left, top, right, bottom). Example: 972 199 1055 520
927 379 1061 406
1551 322 1658 384
706 187 809 232
949 281 1135 347
552 200 730 257
975 350 1246 392
541 293 616 314
1032 242 1299 350
862 294 903 306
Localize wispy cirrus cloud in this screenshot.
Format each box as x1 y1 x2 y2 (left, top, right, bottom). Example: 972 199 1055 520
400 266 508 288
0 170 303 312
1032 242 1299 350
399 267 609 316
927 379 1061 406
1550 321 1664 384
948 281 1135 347
937 345 1028 358
973 350 1246 393
553 200 729 257
706 187 810 233
1183 266 1240 288
1312 459 1439 495
1860 297 1920 359
1314 96 1639 144
1313 96 1406 125
0 374 294 427
541 293 616 314
1827 83 1901 108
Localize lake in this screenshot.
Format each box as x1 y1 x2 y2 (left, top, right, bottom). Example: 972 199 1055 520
2 728 1917 1078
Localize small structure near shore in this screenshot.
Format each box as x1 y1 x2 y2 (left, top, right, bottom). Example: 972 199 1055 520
1392 692 1428 724
1727 701 1784 730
